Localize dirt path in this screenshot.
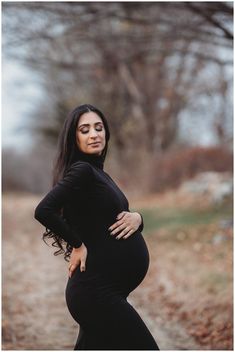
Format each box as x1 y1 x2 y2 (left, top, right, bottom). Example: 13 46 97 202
2 193 232 350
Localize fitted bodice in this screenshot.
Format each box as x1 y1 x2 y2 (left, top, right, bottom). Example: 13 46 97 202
62 162 130 247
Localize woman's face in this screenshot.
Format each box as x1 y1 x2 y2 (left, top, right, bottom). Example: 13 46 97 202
76 111 106 155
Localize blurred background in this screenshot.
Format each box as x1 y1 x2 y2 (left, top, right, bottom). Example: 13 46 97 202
2 2 233 350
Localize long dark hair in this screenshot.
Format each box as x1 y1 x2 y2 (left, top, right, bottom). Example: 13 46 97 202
42 104 110 261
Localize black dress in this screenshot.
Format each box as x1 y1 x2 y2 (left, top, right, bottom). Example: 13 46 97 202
34 152 159 350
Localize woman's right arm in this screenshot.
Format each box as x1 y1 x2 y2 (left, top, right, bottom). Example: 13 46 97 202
34 162 92 249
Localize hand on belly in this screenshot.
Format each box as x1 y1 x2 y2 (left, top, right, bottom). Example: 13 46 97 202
108 211 142 240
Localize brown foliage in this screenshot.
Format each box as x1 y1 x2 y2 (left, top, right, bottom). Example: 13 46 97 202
149 146 233 192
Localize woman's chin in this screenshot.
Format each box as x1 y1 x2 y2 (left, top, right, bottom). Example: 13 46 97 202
88 146 104 155
87 149 102 155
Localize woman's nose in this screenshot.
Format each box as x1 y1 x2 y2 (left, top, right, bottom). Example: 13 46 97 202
90 128 98 138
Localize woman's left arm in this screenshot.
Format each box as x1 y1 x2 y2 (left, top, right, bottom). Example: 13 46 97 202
108 210 144 240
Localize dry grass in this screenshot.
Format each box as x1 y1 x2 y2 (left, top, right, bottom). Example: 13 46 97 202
2 191 233 350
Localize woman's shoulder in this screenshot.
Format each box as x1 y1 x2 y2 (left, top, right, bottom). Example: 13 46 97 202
57 161 94 188
66 161 94 177
68 160 92 173
70 160 93 169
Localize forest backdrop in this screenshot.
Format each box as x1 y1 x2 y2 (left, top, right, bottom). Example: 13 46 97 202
2 2 233 350
2 1 233 196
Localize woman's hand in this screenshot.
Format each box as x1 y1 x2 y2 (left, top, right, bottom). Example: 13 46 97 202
68 243 87 278
108 211 142 240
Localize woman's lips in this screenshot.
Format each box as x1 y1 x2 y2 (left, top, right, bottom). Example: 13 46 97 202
89 142 101 146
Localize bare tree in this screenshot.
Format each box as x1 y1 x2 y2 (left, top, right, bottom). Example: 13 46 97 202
2 2 233 159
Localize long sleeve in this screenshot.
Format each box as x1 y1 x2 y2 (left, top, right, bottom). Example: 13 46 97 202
34 161 92 248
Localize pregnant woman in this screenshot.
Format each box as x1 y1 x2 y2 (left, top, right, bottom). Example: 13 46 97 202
34 104 160 350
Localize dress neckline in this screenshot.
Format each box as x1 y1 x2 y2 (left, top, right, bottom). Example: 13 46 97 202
73 150 104 170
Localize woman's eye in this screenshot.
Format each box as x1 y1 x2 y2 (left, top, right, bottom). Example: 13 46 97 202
80 126 103 134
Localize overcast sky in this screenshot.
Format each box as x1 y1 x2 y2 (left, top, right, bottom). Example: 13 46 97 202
2 59 44 150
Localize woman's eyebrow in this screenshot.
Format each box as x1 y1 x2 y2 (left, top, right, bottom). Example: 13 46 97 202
78 122 103 129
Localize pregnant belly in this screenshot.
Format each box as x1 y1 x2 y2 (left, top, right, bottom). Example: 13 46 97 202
86 231 150 292
65 231 149 323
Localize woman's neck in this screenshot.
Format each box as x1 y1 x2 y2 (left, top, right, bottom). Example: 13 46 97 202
74 150 104 170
